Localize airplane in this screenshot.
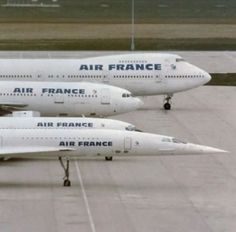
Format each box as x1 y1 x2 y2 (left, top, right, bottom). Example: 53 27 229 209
0 81 142 116
0 113 137 131
0 128 227 186
0 53 211 110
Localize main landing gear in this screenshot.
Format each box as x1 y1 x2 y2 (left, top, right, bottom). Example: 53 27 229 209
163 94 173 110
105 156 113 161
58 156 114 186
59 157 71 187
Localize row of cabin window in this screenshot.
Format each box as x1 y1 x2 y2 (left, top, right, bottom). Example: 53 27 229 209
0 93 37 96
113 75 154 78
21 137 101 140
66 75 105 78
165 75 205 78
0 128 87 130
0 74 158 79
0 93 98 98
118 60 147 63
0 75 105 79
0 75 32 78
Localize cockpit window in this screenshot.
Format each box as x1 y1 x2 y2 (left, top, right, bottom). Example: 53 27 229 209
176 58 185 62
172 138 187 144
162 137 172 142
122 93 131 98
125 125 136 131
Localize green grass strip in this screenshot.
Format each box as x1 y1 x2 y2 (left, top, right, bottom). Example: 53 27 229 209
208 73 236 86
1 38 236 51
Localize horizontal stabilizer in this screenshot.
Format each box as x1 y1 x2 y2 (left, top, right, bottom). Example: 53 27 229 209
0 102 28 112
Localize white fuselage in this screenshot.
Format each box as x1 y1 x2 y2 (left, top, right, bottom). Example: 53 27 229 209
0 116 136 131
0 129 225 158
0 53 211 96
0 81 142 116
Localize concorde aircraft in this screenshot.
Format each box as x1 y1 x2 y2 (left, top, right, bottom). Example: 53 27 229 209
0 53 211 110
0 128 227 186
0 81 142 116
0 114 137 131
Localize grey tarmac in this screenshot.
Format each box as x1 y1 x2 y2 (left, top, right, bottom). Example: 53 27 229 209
0 85 235 232
0 51 235 232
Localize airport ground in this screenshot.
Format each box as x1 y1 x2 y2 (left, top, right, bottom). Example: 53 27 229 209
0 2 236 231
0 51 235 232
0 85 235 232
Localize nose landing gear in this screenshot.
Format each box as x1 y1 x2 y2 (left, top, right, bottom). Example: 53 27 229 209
59 156 71 187
163 94 173 110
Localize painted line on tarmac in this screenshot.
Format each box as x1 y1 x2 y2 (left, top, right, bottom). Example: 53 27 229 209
75 161 96 232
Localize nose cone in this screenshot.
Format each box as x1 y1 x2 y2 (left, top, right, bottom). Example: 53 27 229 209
115 97 143 115
186 144 228 154
203 72 212 84
198 145 227 154
135 98 144 109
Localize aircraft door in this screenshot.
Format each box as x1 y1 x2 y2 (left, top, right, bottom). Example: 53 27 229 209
155 74 162 83
102 71 110 83
100 88 111 105
124 137 132 151
54 94 64 104
36 70 45 80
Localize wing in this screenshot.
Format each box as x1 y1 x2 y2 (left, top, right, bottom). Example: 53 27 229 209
0 147 75 156
0 102 28 115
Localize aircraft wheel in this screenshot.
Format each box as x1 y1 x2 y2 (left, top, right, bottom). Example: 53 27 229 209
105 156 113 161
164 102 171 110
63 179 71 187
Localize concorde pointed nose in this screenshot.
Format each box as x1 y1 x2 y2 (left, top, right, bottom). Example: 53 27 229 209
199 145 228 154
187 144 228 154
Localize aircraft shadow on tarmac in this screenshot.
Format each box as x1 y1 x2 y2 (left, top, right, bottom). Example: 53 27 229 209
137 105 214 113
0 158 172 189
0 181 63 189
0 179 178 191
0 157 138 163
0 158 57 166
